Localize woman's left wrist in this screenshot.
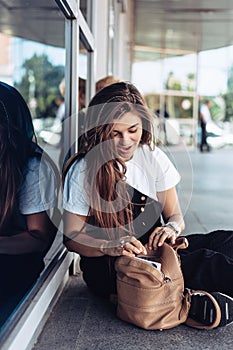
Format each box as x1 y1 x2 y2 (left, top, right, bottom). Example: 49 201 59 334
163 221 181 236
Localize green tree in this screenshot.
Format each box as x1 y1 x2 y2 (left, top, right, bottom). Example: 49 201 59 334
187 73 195 91
227 66 233 92
15 54 64 119
165 72 182 90
221 65 233 122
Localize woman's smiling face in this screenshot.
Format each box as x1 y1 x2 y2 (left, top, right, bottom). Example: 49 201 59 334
112 112 143 161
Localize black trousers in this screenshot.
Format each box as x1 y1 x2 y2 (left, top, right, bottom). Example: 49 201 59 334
180 230 233 297
200 121 210 151
0 253 44 296
81 230 233 298
0 253 45 327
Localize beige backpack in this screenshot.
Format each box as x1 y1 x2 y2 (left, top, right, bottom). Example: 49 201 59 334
115 237 221 330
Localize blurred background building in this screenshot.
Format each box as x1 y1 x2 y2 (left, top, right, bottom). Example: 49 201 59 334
1 1 233 152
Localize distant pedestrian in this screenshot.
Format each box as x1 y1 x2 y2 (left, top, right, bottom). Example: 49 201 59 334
199 99 212 152
156 104 170 145
95 75 121 93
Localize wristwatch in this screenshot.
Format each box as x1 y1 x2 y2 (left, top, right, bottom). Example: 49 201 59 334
164 221 180 235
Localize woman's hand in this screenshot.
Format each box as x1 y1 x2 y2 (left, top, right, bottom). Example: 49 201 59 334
100 235 147 257
147 225 177 250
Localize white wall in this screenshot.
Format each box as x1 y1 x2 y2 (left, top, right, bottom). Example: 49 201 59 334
94 0 109 81
94 0 133 82
116 0 133 80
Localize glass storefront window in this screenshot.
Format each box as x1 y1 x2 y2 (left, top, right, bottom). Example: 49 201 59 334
0 9 66 163
132 52 198 146
163 53 197 92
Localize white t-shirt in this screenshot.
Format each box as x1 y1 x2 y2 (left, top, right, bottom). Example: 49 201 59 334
18 156 57 215
63 145 180 216
200 104 211 124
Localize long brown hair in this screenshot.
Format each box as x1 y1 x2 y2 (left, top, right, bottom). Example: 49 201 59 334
64 82 154 239
0 82 40 232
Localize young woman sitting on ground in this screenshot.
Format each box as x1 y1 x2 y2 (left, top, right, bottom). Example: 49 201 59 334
63 81 233 329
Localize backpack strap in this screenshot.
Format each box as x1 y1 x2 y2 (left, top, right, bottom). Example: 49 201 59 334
185 289 221 330
171 236 189 251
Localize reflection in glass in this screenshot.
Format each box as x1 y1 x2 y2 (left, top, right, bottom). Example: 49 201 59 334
0 3 66 326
